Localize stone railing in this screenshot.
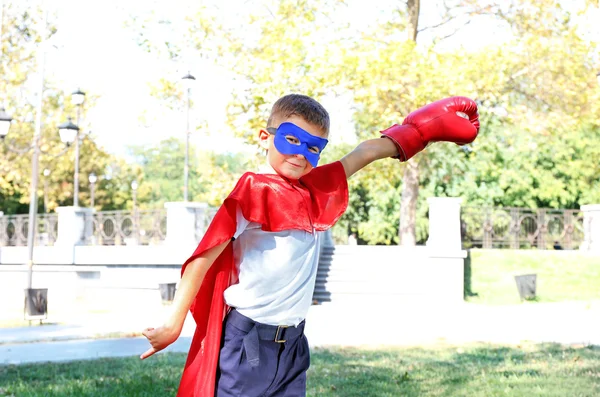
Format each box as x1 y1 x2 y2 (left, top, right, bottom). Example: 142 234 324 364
1 201 599 253
461 207 585 250
0 204 218 247
0 213 58 247
84 209 167 246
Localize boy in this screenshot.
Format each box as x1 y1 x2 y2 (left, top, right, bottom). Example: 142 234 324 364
141 94 479 396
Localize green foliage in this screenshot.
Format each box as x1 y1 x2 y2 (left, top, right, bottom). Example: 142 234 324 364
124 0 600 245
0 3 141 214
128 139 188 207
221 0 345 146
334 0 600 243
128 138 252 208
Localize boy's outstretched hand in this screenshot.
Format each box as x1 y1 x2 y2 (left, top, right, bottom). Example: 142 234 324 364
140 324 181 360
138 242 230 360
381 96 480 161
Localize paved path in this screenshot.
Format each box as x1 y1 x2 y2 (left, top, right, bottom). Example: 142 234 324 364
0 336 193 365
1 301 599 366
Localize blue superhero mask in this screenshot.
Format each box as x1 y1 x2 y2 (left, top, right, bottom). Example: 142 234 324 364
266 122 328 168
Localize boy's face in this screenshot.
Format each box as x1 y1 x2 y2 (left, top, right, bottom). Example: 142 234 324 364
259 115 328 180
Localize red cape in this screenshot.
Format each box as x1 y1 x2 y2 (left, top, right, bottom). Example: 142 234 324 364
177 161 348 397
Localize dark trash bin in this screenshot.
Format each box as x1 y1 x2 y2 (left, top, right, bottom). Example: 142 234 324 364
24 288 48 319
159 283 177 303
514 274 537 300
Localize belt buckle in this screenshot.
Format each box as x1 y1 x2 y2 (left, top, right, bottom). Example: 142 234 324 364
274 325 288 343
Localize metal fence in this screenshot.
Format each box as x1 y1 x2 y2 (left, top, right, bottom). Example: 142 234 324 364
85 209 168 246
0 207 222 247
461 207 585 250
1 206 587 249
0 214 58 246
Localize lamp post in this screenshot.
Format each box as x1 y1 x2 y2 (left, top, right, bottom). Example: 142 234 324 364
0 107 11 138
1 5 80 321
182 72 195 202
131 180 138 211
1 108 76 320
88 172 97 208
43 168 50 213
71 89 85 207
131 180 139 243
25 33 46 303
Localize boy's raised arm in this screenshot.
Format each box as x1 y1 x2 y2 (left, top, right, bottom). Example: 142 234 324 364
140 240 230 360
340 138 398 178
340 96 480 178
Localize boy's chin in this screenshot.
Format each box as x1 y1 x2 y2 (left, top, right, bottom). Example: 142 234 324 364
275 167 311 180
276 170 302 180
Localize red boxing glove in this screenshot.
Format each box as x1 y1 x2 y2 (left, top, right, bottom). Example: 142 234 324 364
381 96 480 161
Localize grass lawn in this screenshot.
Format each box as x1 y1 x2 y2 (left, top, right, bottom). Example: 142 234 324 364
0 344 599 396
466 250 600 305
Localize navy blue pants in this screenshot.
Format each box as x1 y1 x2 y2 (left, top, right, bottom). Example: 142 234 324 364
215 309 310 397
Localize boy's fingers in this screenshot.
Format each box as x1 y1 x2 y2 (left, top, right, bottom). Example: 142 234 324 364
142 328 154 338
140 347 157 360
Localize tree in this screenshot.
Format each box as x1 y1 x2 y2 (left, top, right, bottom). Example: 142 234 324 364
128 138 251 209
1 2 51 213
340 0 599 244
127 0 600 245
0 2 136 214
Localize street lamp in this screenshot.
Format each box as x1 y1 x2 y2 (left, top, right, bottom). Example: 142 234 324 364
1 106 74 321
88 172 97 208
182 72 195 202
0 107 12 138
71 88 85 207
1 6 82 321
131 180 138 210
43 169 50 213
57 117 79 146
57 117 79 206
71 88 85 106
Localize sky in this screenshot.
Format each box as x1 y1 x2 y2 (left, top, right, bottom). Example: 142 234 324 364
24 0 599 158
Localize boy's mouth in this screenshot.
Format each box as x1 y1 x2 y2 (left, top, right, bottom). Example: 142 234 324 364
285 160 304 168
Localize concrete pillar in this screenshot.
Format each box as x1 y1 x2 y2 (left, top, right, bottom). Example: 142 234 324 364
0 211 4 247
164 202 208 247
51 206 94 264
426 197 463 252
54 206 94 247
0 212 3 260
580 204 600 253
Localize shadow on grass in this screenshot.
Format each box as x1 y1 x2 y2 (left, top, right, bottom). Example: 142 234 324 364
1 344 599 397
308 344 600 397
0 354 186 397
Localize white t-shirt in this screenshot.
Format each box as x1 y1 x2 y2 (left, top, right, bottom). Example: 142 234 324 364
223 206 322 326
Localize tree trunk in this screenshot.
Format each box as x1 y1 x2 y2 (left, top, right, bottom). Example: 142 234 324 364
407 0 420 42
398 0 421 246
399 158 419 245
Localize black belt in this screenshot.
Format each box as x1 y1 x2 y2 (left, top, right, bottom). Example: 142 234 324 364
226 309 305 367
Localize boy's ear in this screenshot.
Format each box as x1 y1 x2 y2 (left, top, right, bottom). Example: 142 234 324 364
258 129 271 151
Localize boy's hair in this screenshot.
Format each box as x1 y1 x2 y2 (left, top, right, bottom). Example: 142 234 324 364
267 94 330 135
